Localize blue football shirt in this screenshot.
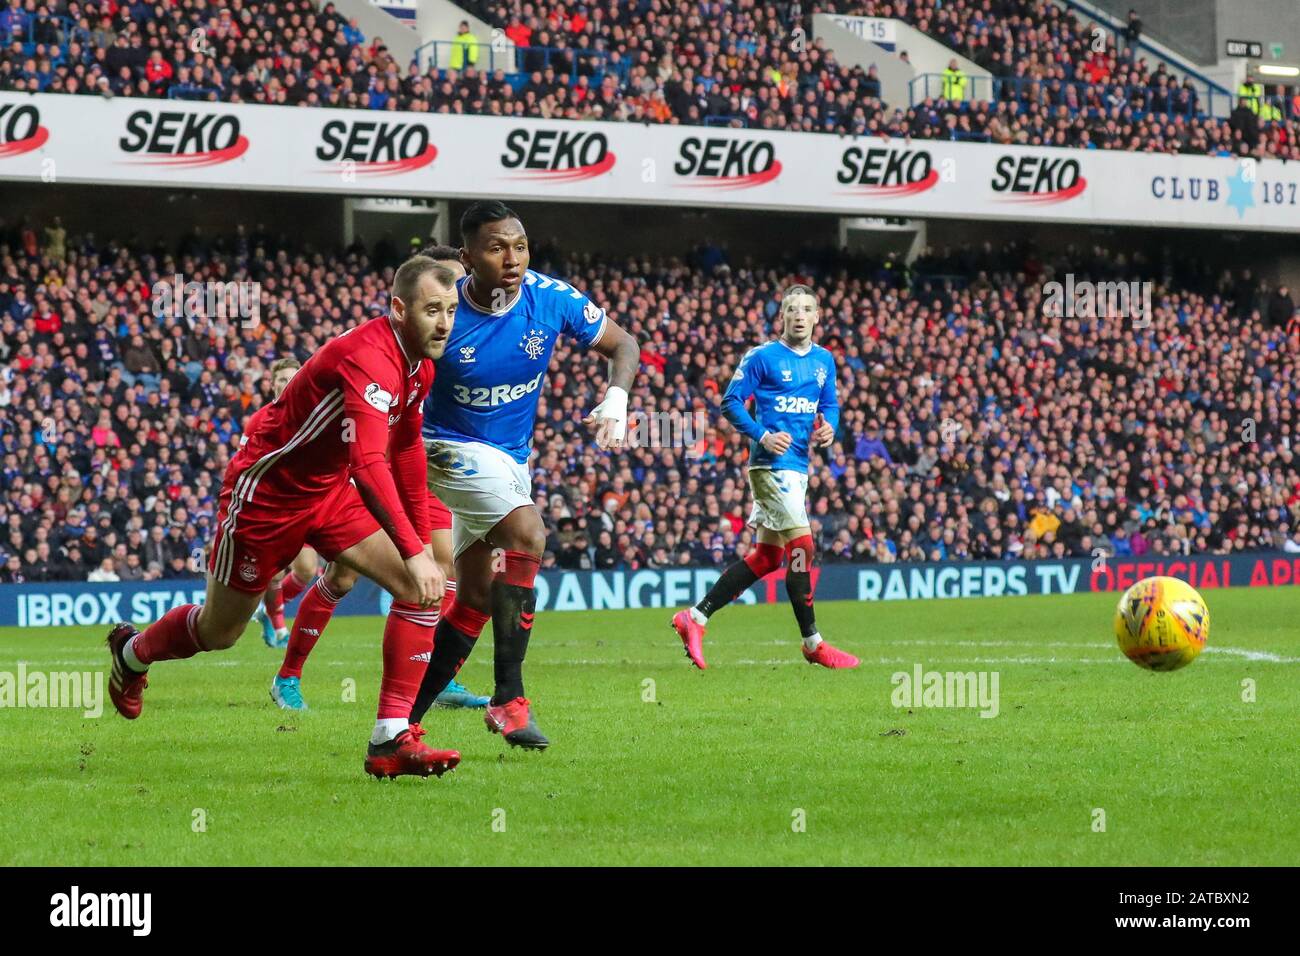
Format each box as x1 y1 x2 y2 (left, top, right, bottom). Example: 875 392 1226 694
423 269 608 463
721 339 840 471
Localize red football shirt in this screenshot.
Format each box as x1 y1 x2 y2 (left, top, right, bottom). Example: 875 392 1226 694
231 317 434 558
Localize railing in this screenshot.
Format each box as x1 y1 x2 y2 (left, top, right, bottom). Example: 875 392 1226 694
167 84 221 101
413 40 624 87
908 73 1247 123
910 73 996 105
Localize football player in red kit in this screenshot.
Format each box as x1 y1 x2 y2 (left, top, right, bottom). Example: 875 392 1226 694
106 256 461 779
245 356 318 648
270 247 487 713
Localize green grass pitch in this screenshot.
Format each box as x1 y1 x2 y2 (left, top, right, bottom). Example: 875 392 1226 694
1 588 1296 866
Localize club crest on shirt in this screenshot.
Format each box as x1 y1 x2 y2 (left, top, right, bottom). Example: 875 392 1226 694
406 386 420 406
520 328 548 360
815 366 827 388
364 383 398 412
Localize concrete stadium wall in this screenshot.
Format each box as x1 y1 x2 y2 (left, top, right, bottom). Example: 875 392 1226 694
812 14 990 108
322 0 420 66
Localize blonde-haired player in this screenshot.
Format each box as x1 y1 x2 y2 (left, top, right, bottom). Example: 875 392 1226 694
269 246 488 711
671 284 859 669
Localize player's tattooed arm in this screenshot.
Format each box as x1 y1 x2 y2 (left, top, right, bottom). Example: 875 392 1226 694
583 319 639 449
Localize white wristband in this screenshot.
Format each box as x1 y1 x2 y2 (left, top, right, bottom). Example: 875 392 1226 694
600 385 629 419
593 386 628 441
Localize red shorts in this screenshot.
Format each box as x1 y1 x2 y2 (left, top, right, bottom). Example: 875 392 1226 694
428 491 452 532
210 476 379 594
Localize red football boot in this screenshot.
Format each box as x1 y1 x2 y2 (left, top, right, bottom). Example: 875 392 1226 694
670 609 708 669
106 623 149 719
802 639 860 669
364 728 460 779
483 696 549 749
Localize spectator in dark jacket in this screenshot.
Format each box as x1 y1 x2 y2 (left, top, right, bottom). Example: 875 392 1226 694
1230 97 1260 148
1266 285 1295 329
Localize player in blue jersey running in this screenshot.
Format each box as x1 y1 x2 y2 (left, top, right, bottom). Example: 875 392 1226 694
409 200 640 749
671 284 860 670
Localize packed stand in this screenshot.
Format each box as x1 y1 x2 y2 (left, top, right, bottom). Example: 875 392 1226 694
0 0 887 131
1 216 1298 581
815 0 1300 159
0 0 381 105
4 0 1298 158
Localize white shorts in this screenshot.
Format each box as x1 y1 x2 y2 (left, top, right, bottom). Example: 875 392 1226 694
747 468 810 532
425 439 533 558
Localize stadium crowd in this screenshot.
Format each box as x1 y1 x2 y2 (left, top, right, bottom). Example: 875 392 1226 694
1 215 1298 583
820 0 1300 158
2 0 1298 159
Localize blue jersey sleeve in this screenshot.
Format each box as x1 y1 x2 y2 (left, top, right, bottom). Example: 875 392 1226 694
551 277 608 348
721 347 767 443
819 352 840 433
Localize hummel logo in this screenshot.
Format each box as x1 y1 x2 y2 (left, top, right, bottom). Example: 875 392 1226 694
519 612 535 631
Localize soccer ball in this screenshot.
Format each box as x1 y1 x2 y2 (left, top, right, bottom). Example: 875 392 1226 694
1114 576 1209 671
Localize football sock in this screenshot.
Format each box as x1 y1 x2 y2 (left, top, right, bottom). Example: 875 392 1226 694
280 570 311 603
278 577 342 680
129 604 205 668
374 601 436 740
784 535 819 639
265 580 286 631
491 551 540 704
695 542 784 618
410 595 488 723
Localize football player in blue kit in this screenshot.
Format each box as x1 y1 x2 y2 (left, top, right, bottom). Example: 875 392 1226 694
672 284 860 670
409 201 640 749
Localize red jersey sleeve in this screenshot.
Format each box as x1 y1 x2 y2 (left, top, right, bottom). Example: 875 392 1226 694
389 363 433 543
336 352 425 559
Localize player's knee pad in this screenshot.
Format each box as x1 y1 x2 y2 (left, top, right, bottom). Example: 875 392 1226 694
743 542 785 578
